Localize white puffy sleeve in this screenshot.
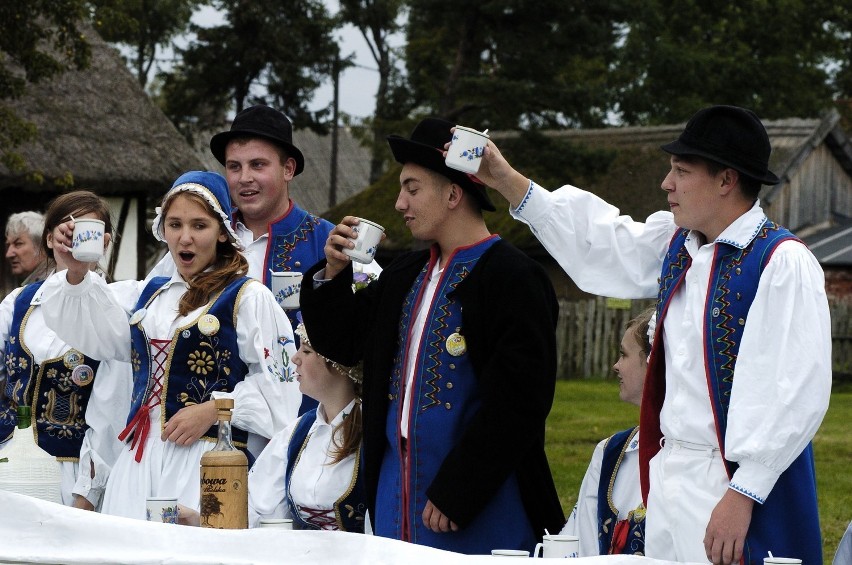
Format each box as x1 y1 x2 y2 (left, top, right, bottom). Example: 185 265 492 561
213 280 300 439
561 438 606 557
725 240 832 502
511 181 674 299
73 359 133 508
247 422 296 527
38 271 143 363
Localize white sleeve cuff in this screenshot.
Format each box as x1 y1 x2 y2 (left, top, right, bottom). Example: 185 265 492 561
728 458 782 504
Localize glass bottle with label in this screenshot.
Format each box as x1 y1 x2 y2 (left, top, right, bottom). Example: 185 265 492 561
199 398 248 529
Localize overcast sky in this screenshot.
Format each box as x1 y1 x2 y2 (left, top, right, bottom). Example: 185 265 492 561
187 2 404 120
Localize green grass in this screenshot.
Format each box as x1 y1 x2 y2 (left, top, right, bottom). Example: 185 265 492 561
545 379 851 563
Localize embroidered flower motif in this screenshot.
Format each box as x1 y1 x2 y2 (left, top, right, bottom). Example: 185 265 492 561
264 336 295 382
46 368 57 379
178 392 189 403
131 349 141 373
188 350 215 375
18 358 27 370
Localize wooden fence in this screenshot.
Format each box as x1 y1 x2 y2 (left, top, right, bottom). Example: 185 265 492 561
555 297 852 380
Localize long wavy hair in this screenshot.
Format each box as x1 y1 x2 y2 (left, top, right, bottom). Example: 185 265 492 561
161 192 248 316
329 380 363 465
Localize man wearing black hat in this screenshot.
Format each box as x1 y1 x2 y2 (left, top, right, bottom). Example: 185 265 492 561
208 105 381 421
474 106 831 565
209 104 381 304
300 117 565 554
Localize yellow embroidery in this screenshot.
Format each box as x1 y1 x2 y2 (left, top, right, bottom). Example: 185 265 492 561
188 350 215 375
131 349 141 373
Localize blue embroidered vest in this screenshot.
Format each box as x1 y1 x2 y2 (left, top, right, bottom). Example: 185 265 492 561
255 201 333 322
284 408 366 532
597 427 644 555
639 220 823 564
128 277 251 447
374 237 536 554
0 281 100 459
256 202 333 416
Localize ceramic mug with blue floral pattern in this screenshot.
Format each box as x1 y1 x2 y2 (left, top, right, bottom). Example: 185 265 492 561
71 218 106 262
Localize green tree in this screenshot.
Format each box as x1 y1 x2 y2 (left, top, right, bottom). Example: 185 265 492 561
0 0 90 175
825 4 852 128
614 0 841 124
404 0 627 130
337 0 408 183
90 0 203 89
159 0 337 137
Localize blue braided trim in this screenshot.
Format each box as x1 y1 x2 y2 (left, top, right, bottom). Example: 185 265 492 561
730 482 765 504
514 179 535 214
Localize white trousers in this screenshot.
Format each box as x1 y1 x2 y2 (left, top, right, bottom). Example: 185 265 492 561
645 439 729 563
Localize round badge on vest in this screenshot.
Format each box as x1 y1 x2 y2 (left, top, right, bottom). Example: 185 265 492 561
129 308 147 326
71 364 95 387
446 331 467 357
198 314 220 336
62 349 84 369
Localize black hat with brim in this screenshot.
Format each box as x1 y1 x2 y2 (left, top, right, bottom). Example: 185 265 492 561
210 105 305 176
387 118 496 211
661 105 779 185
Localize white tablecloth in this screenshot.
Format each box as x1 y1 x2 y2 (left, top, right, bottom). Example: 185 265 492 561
0 492 703 564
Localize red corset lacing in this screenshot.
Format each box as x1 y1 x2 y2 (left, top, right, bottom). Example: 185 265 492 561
118 339 171 462
299 506 338 530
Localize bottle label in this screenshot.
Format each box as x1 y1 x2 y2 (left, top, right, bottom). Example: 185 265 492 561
200 473 228 493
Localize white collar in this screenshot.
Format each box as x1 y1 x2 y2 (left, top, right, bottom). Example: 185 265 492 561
315 398 358 427
686 200 767 251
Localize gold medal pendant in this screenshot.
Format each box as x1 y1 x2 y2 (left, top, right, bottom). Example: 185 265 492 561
446 330 467 357
198 314 220 336
63 349 84 369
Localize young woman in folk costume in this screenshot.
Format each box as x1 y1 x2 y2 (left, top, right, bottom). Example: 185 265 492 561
39 171 301 520
179 312 368 530
247 314 366 530
561 308 655 556
0 190 129 509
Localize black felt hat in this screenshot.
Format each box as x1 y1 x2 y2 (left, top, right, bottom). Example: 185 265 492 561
210 105 305 176
661 105 779 185
387 117 496 211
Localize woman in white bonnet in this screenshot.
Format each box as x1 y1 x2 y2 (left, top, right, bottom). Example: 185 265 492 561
39 171 301 520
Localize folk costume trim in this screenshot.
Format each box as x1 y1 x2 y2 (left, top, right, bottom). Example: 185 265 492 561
0 281 100 459
285 409 366 531
123 277 252 462
598 426 645 555
259 201 334 284
639 219 823 564
387 236 502 544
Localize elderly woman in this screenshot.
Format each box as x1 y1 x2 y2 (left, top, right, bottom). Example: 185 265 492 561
5 211 49 284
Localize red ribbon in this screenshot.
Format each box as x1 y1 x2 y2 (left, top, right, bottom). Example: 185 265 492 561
610 519 629 554
118 405 151 463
